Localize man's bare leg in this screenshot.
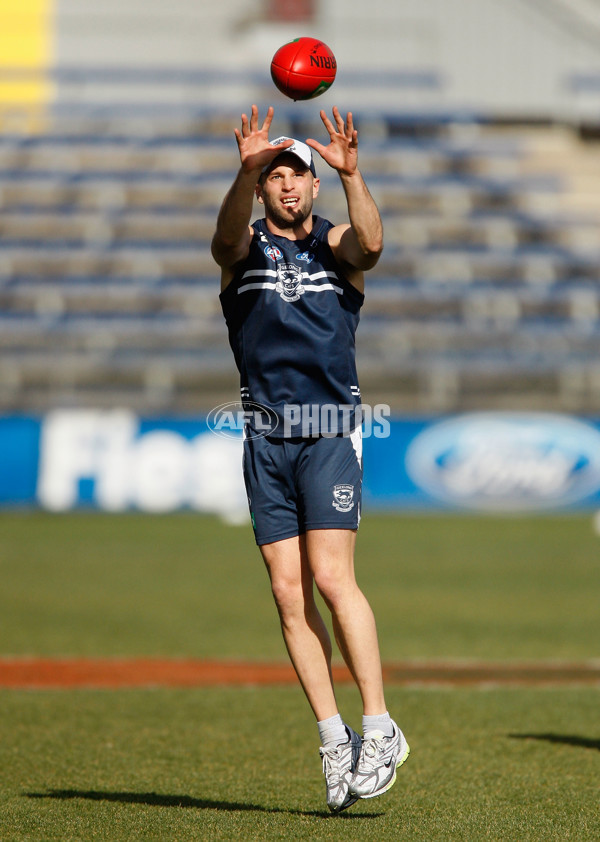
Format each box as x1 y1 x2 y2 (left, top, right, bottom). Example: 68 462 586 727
260 534 339 721
305 528 387 715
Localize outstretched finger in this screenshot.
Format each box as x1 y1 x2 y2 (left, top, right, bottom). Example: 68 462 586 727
260 105 275 133
319 108 337 136
248 104 260 133
345 111 355 137
305 138 327 158
239 111 250 139
331 106 346 134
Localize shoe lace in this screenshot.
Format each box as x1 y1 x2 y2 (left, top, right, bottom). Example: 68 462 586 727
358 736 385 771
320 746 342 784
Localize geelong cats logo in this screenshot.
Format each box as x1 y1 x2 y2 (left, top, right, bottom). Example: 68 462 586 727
275 263 305 302
332 484 355 512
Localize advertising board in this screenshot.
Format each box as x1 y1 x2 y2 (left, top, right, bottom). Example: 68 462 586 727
2 410 600 514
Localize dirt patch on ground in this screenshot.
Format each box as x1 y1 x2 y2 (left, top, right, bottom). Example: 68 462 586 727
1 658 599 689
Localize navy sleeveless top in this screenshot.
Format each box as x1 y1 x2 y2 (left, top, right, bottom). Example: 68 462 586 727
219 216 364 438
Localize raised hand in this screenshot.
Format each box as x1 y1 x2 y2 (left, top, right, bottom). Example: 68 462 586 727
306 107 358 176
235 105 292 174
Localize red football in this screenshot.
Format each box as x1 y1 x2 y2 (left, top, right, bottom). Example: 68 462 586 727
270 37 337 101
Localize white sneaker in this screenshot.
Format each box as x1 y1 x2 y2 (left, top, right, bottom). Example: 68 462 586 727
319 725 362 813
349 722 409 799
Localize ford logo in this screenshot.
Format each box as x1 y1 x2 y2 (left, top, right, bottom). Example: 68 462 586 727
405 412 600 511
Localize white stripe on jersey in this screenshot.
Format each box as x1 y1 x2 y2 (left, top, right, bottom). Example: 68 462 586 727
241 269 278 279
238 281 344 296
238 268 344 296
305 270 339 282
301 283 343 294
238 282 279 293
240 269 339 282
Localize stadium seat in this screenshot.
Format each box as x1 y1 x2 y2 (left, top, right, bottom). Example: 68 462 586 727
2 94 600 412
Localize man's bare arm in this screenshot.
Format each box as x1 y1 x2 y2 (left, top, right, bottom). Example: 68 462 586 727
210 169 256 272
306 108 383 284
211 105 292 288
331 170 383 270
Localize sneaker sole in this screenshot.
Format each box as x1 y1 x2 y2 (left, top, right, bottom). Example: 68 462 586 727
358 742 410 800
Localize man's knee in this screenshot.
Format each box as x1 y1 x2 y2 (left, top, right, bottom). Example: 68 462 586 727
270 574 306 617
313 567 355 610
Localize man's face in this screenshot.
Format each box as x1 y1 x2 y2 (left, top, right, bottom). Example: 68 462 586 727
256 154 320 231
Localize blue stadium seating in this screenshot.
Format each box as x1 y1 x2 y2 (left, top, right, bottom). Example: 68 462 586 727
1 78 600 412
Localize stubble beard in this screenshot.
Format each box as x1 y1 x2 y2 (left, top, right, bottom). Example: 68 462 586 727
263 194 313 233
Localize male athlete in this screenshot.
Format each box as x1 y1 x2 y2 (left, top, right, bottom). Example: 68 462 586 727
212 104 409 812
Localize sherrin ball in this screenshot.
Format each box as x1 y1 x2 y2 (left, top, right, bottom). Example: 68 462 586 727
270 37 337 101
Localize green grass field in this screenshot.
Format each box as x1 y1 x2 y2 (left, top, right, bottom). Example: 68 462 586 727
1 512 599 840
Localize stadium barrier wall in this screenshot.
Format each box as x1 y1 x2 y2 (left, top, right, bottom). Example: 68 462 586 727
2 409 600 516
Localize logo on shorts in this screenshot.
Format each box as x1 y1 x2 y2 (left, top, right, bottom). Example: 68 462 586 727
275 263 305 302
332 484 355 512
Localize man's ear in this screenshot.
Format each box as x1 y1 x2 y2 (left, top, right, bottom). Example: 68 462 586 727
312 177 320 199
255 184 264 205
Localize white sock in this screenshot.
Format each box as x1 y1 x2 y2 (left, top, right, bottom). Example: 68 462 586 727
362 711 394 738
318 713 348 747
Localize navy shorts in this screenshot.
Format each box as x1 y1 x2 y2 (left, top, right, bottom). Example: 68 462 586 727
243 428 363 546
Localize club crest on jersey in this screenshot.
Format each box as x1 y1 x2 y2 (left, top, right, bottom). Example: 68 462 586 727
275 263 305 302
332 484 355 512
296 251 314 263
264 244 283 261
